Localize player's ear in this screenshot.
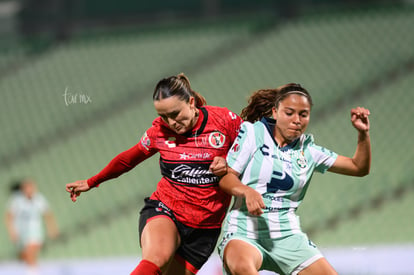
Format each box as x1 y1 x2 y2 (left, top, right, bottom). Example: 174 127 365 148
189 96 195 108
272 107 278 120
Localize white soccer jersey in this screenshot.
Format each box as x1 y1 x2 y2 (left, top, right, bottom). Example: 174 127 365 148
223 118 338 239
8 192 49 245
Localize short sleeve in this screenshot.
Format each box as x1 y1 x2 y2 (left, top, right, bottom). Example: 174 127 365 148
309 144 338 173
226 122 255 174
223 108 243 144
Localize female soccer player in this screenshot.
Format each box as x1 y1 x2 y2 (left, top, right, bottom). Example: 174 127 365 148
218 84 371 275
6 178 59 275
65 73 243 275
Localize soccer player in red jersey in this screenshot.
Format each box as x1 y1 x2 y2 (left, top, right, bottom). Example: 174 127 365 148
65 73 243 275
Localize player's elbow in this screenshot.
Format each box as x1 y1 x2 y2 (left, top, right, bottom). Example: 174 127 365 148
350 158 370 177
355 171 368 177
355 166 370 177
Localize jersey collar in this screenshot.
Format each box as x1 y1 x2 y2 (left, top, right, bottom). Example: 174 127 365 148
184 107 208 137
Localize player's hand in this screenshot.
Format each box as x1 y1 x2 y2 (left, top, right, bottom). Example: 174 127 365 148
351 107 370 132
209 156 228 177
65 180 90 202
244 188 265 216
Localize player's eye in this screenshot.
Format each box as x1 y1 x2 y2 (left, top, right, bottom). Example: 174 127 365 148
169 111 179 119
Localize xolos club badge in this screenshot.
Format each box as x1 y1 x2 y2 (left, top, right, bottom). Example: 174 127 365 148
208 131 226 148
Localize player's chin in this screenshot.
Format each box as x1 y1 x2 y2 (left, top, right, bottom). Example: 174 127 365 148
285 134 301 143
174 124 192 134
287 130 303 139
174 127 188 135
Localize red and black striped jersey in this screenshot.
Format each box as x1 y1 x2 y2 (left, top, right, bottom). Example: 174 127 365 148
88 105 242 229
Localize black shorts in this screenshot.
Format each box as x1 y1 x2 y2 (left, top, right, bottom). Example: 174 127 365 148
139 198 221 272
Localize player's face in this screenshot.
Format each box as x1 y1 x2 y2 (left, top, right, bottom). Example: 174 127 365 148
272 94 310 147
21 180 37 199
154 96 198 134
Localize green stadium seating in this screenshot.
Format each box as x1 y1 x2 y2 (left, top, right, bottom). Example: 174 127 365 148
0 21 254 163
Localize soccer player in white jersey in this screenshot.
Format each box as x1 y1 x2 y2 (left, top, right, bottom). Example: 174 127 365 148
218 84 371 275
6 178 59 275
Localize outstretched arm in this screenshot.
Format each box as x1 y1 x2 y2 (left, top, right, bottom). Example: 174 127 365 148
65 142 154 202
219 167 265 216
328 107 371 177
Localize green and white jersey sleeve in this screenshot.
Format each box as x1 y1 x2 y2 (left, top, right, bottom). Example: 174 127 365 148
224 119 338 239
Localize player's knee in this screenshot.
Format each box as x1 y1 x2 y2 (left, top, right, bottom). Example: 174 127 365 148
224 256 258 275
143 253 172 270
223 241 261 274
225 262 258 275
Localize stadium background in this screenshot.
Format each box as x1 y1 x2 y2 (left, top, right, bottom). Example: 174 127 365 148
0 0 413 274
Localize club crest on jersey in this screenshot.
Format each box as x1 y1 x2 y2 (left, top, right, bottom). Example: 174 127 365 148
297 151 307 168
140 132 151 150
208 131 226 148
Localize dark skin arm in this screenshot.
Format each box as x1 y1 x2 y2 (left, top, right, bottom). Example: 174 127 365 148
219 167 265 216
328 107 371 176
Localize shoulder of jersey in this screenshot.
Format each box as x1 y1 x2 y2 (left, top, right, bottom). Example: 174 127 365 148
203 105 229 114
249 120 265 132
151 116 168 129
203 105 240 122
300 133 314 145
236 121 255 138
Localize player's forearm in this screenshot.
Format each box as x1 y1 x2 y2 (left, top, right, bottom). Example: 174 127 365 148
87 156 133 187
352 130 371 176
219 172 250 198
87 145 149 187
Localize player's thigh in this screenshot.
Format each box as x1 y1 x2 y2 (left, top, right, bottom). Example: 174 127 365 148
297 257 337 275
223 239 262 272
141 216 180 266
